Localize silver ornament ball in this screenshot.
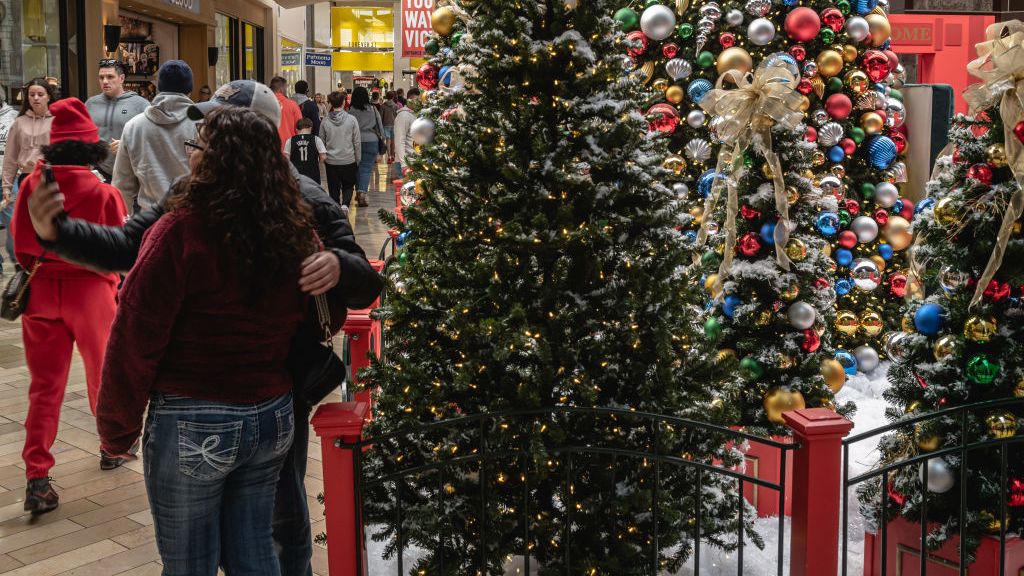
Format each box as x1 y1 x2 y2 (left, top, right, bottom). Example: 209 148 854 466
673 182 689 198
853 345 880 372
641 5 677 41
686 109 706 128
410 117 435 146
700 2 723 19
875 182 899 208
400 181 418 206
812 108 829 126
726 9 745 26
920 458 955 494
788 301 817 330
851 215 879 243
883 331 911 363
851 258 881 291
885 98 905 128
939 266 970 292
748 18 777 46
846 17 870 42
745 0 771 16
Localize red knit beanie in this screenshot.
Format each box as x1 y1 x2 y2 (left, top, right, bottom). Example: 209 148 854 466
49 98 99 144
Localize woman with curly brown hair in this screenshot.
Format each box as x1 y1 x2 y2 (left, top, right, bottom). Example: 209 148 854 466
96 106 317 576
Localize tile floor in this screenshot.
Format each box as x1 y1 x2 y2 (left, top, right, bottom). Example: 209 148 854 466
0 161 397 575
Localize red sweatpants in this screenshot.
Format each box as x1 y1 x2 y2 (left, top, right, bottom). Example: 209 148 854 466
22 275 118 479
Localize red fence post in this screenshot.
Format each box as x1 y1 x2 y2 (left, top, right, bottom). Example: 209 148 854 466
312 401 370 576
783 407 854 576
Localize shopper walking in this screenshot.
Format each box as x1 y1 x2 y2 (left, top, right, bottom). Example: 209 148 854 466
292 80 320 137
318 91 360 206
13 98 128 514
270 76 302 147
393 87 419 175
0 95 20 269
85 60 149 182
285 118 326 185
348 87 382 207
112 60 197 213
314 93 328 118
381 90 398 161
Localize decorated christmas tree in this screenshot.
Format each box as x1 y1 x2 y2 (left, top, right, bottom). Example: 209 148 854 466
360 0 751 572
860 21 1024 556
613 0 913 381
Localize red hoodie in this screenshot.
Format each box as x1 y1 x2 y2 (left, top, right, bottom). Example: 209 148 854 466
12 164 127 282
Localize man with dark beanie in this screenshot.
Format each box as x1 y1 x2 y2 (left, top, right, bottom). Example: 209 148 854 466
112 60 197 213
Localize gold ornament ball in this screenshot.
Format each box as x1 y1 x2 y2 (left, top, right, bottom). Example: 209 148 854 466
842 45 860 63
884 216 913 251
781 283 800 301
431 6 458 36
716 348 737 364
986 411 1018 439
964 315 998 343
689 206 704 225
836 310 859 336
812 150 827 166
870 255 887 272
906 400 922 413
786 186 801 204
861 111 885 134
816 50 844 78
933 334 960 360
763 387 806 424
934 197 958 227
915 425 941 452
665 85 685 105
823 242 832 257
704 273 720 295
755 309 772 326
799 95 811 112
761 161 776 179
663 154 687 174
821 359 847 393
988 143 1008 168
844 70 869 94
717 46 753 76
652 78 670 93
860 310 884 336
865 13 892 46
785 238 808 261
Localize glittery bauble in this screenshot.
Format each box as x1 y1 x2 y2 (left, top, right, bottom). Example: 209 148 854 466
875 182 899 208
932 334 960 360
717 46 754 75
921 458 955 493
851 258 881 291
846 16 870 42
665 85 685 105
861 112 884 134
614 7 640 30
862 50 891 82
746 0 772 16
825 93 853 120
854 345 880 372
816 50 844 77
987 412 1018 439
821 359 846 392
431 6 457 36
867 136 898 169
836 310 859 335
785 7 822 42
763 387 806 424
987 143 1008 167
967 163 994 185
964 315 998 343
785 238 808 261
884 331 911 362
738 232 762 257
788 301 817 330
860 311 884 336
865 13 892 46
851 215 879 243
748 18 777 45
416 63 440 90
665 58 693 81
410 117 435 146
640 4 677 40
933 197 958 227
967 354 999 384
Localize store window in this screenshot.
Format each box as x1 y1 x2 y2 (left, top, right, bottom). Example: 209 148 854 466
242 22 264 82
0 0 84 103
214 14 264 84
214 12 232 89
280 37 302 90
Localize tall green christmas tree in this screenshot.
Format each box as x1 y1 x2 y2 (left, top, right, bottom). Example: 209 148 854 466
360 0 750 573
861 22 1024 555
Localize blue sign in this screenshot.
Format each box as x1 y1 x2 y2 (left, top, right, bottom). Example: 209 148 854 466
305 52 332 67
281 52 301 67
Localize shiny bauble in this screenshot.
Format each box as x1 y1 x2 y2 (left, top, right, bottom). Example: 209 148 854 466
964 315 998 343
685 139 712 162
933 197 958 227
851 258 881 291
884 331 911 362
825 93 853 120
836 350 858 374
938 266 969 292
860 311 884 337
726 8 745 25
986 412 1017 439
860 112 884 134
748 18 777 45
785 238 808 261
626 30 649 58
884 216 912 251
875 182 899 208
686 109 706 128
416 63 440 90
885 98 905 128
846 16 870 42
821 7 845 31
640 4 677 40
715 348 736 364
665 85 685 105
862 49 891 82
431 6 458 36
648 103 680 134
854 345 880 372
920 458 955 493
410 117 435 146
836 310 859 336
717 46 753 75
914 303 944 336
851 215 880 243
821 359 847 393
614 7 640 30
704 316 722 340
665 58 693 81
816 50 844 77
662 154 687 174
867 136 898 170
932 334 961 360
704 273 722 297
785 7 821 42
687 78 713 104
689 205 704 225
967 163 994 185
740 356 765 380
818 122 844 147
745 0 772 16
967 354 999 384
844 70 870 95
915 427 941 452
763 387 806 424
865 13 892 46
788 301 817 330
781 283 800 301
400 181 418 207
988 143 1008 167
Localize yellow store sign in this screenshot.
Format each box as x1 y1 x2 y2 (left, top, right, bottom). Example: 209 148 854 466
331 7 394 72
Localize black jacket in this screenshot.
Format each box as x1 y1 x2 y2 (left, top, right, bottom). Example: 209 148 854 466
41 167 382 313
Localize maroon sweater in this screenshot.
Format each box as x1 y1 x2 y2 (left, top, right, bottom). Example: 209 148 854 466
98 209 307 455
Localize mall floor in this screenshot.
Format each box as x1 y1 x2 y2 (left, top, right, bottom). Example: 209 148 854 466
0 162 396 575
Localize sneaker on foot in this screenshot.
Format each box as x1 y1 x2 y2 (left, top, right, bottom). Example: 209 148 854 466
99 450 125 470
24 477 58 515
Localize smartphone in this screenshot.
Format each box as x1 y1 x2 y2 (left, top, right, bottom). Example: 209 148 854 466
41 164 54 185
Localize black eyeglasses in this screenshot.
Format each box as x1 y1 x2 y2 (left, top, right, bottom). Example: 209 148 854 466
99 59 117 67
184 139 205 154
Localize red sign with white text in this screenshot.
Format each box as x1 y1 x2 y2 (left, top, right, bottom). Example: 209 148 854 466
401 0 435 59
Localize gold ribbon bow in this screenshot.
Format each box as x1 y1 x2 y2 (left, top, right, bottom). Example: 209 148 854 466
963 20 1024 308
695 62 806 292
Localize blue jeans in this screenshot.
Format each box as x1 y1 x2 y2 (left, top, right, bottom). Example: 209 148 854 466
144 392 295 576
357 140 378 193
272 399 313 576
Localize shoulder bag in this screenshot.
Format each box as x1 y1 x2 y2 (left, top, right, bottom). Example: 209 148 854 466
292 293 347 411
1 254 44 321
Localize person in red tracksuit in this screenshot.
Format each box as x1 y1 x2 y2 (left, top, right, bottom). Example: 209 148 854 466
12 98 128 514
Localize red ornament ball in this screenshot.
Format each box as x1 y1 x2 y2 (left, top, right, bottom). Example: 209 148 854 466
825 93 853 120
821 7 845 32
952 148 964 163
805 126 818 142
887 272 908 298
719 32 736 48
840 138 857 155
984 280 1011 302
647 103 679 135
845 198 861 215
785 7 822 42
884 49 900 70
967 163 994 185
801 328 821 352
890 131 907 154
874 209 889 226
798 78 814 95
789 44 807 62
1010 479 1024 507
898 198 915 220
814 277 831 290
738 232 762 257
862 50 890 83
626 31 649 58
740 205 762 221
416 63 440 90
1014 121 1024 143
838 230 858 249
662 42 680 59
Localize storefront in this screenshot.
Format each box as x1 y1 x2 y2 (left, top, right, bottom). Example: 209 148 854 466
0 0 87 105
331 6 395 92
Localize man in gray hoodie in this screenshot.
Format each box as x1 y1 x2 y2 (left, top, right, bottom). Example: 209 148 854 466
85 60 150 181
112 61 197 213
318 91 361 206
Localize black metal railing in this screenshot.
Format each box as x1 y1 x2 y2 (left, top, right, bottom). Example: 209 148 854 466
336 406 799 575
841 396 1024 576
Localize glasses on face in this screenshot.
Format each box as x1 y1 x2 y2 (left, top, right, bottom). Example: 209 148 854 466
99 59 117 67
184 139 205 155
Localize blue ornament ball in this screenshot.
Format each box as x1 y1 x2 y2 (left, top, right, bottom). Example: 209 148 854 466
828 145 846 163
914 303 945 336
683 230 698 243
765 52 800 76
697 170 719 197
688 78 713 104
722 294 743 318
835 278 853 296
854 0 877 14
760 222 777 245
866 136 898 170
835 248 854 267
816 212 840 236
439 66 452 87
916 197 935 215
878 243 894 261
397 230 412 247
836 350 859 375
893 199 904 214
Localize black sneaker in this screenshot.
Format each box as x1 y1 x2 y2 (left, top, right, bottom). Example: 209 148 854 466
24 477 58 515
99 438 140 470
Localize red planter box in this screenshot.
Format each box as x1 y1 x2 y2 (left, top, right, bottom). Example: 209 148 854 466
863 518 1024 575
740 435 794 517
340 258 384 419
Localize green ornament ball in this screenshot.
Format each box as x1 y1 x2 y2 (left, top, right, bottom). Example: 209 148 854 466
827 77 844 92
452 32 463 46
740 357 765 380
838 209 852 227
849 127 866 144
425 39 440 56
966 354 999 384
820 28 835 44
697 51 715 69
678 23 694 38
860 182 875 200
398 250 410 265
837 0 851 13
701 250 720 266
614 7 640 30
704 317 722 341
889 89 903 101
644 0 662 6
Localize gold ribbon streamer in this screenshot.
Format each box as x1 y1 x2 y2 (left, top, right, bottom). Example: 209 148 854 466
963 20 1024 307
694 63 805 291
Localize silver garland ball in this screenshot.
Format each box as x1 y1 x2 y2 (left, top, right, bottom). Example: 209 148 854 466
883 331 911 363
920 458 955 494
788 301 817 330
885 98 906 128
854 345 880 372
641 4 677 41
745 0 771 16
673 182 689 198
686 109 706 128
665 58 693 81
726 9 745 26
939 265 970 292
400 181 418 206
846 17 870 42
851 215 879 243
851 258 881 291
874 182 899 208
748 18 776 45
700 2 723 20
410 117 435 146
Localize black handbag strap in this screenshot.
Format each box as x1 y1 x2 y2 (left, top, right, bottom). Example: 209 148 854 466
314 294 332 346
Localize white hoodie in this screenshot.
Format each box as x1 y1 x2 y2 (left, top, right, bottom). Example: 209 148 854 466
112 93 197 213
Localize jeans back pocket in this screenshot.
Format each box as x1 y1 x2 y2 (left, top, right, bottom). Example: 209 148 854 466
177 420 244 481
273 404 295 455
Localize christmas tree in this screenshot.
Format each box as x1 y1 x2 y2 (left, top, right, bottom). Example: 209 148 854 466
613 0 913 381
360 0 751 572
861 21 1024 556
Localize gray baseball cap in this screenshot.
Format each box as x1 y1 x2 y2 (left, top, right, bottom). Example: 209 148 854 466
187 80 281 126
